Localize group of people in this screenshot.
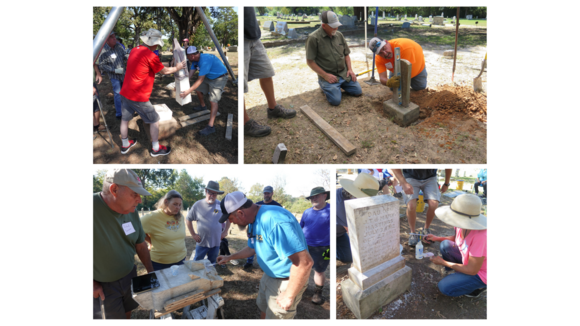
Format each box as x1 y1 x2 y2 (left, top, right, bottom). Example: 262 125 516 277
93 168 330 319
336 169 487 299
93 27 233 155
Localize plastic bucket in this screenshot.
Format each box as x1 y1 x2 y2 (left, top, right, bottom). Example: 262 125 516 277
456 180 464 190
416 195 425 213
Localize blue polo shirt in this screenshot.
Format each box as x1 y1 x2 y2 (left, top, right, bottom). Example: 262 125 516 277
300 203 330 247
190 53 228 80
478 169 487 182
247 205 308 278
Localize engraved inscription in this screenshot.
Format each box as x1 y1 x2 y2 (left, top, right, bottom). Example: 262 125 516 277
357 202 399 271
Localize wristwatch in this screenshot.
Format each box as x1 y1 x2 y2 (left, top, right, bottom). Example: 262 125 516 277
443 183 450 186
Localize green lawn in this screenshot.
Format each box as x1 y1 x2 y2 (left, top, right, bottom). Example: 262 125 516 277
258 16 487 28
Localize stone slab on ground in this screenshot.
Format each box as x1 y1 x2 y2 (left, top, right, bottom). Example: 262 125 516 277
273 143 287 164
225 113 233 140
140 117 181 142
342 266 412 319
383 99 420 127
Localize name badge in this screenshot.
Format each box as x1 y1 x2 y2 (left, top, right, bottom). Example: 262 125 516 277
111 53 117 59
385 62 393 69
122 222 135 235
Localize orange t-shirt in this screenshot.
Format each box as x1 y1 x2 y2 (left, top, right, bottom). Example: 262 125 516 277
375 38 425 78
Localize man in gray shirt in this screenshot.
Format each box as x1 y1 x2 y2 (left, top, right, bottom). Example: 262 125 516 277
186 181 230 263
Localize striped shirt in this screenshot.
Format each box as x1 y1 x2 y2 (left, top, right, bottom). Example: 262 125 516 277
98 43 126 81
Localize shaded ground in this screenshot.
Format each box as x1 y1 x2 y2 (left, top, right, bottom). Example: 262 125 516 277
131 211 330 319
335 188 487 319
245 27 486 164
94 50 238 164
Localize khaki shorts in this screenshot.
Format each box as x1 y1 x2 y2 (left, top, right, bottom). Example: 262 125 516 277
244 38 276 93
120 95 160 123
403 176 441 204
256 273 307 319
196 75 228 103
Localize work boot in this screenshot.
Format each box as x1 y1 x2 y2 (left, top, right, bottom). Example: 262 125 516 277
243 262 253 270
312 285 324 305
267 104 296 119
244 119 271 137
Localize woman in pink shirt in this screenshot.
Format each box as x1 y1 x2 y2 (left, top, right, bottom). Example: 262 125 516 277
424 194 487 297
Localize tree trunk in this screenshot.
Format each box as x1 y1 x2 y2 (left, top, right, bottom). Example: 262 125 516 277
166 7 205 45
353 7 365 21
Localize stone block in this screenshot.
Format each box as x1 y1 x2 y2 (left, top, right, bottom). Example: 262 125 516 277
348 255 405 290
383 99 420 127
342 266 412 319
274 21 289 36
433 16 444 25
141 117 181 142
228 46 238 52
443 50 455 57
272 143 287 164
263 21 275 31
287 29 299 39
402 22 411 28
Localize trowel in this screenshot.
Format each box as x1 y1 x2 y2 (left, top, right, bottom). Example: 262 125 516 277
473 53 487 92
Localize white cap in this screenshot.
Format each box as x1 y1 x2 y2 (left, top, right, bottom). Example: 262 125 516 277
321 10 342 28
219 191 249 223
186 46 198 54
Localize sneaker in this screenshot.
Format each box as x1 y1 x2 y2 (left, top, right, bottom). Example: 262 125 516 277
121 139 137 154
192 105 207 111
244 119 271 137
465 288 487 298
198 126 216 136
151 144 171 157
394 193 403 198
312 286 324 305
243 262 253 270
267 104 296 119
408 234 419 246
230 259 239 266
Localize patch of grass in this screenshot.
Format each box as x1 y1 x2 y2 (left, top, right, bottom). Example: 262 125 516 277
361 140 374 148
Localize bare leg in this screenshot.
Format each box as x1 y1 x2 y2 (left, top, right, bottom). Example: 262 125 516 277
314 271 325 287
196 91 206 108
259 77 277 109
425 200 439 229
120 120 129 139
406 199 417 233
149 121 160 144
208 101 218 127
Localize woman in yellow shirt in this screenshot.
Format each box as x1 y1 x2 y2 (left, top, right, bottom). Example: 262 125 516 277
141 190 187 271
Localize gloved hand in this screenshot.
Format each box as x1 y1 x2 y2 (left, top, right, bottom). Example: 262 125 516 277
114 68 124 74
322 248 330 261
386 76 400 88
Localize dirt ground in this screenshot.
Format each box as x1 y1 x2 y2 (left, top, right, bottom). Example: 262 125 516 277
245 28 486 164
335 189 487 319
131 211 330 319
94 50 238 164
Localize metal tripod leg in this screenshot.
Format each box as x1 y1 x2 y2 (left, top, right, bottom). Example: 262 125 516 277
96 97 114 149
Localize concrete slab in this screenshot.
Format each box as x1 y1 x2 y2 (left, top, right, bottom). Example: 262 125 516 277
348 255 405 290
383 99 420 127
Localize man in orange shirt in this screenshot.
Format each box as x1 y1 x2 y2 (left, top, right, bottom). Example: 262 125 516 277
368 37 428 91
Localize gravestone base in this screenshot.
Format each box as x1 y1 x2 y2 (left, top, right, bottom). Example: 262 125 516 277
342 266 412 319
383 99 420 127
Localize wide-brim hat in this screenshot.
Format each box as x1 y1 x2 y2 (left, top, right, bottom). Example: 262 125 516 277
306 187 330 200
140 28 164 47
339 173 379 198
205 181 224 194
435 194 487 230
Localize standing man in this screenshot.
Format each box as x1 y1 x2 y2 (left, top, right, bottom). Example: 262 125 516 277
300 187 330 305
474 168 487 198
336 173 380 264
98 32 126 119
245 185 282 270
244 7 296 138
392 169 452 246
367 37 427 91
119 28 185 156
305 10 362 106
180 46 229 136
93 169 154 319
186 181 230 264
217 191 313 319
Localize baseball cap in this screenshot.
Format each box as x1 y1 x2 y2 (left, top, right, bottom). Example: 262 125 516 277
186 46 198 54
104 169 152 196
219 191 250 223
368 37 386 54
263 186 273 193
321 10 342 28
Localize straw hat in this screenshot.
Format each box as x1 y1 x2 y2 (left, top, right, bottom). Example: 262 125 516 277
339 173 379 198
435 194 487 230
140 28 164 47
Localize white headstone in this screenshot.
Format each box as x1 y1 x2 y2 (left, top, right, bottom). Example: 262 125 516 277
274 21 289 36
441 12 444 17
383 12 385 18
287 28 299 39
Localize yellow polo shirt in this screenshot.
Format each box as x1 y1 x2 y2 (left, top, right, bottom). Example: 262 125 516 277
141 209 187 264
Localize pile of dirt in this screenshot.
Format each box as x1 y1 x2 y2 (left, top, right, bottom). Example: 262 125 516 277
412 85 487 126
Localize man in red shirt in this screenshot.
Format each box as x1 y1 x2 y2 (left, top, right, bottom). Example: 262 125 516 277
119 29 185 157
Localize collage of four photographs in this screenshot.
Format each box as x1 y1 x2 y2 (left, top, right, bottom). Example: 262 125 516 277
92 6 487 320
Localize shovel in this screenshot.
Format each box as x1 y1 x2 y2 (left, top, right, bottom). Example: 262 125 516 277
473 53 487 92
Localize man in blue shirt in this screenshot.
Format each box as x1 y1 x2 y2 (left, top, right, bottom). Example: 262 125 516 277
475 168 487 198
246 185 283 270
300 187 330 305
217 191 313 319
180 46 229 136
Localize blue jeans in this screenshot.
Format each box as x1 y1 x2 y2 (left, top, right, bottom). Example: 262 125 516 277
336 233 353 263
110 78 123 118
438 240 486 296
246 254 255 264
151 258 185 271
474 181 487 196
193 245 219 264
318 77 362 106
389 66 428 90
